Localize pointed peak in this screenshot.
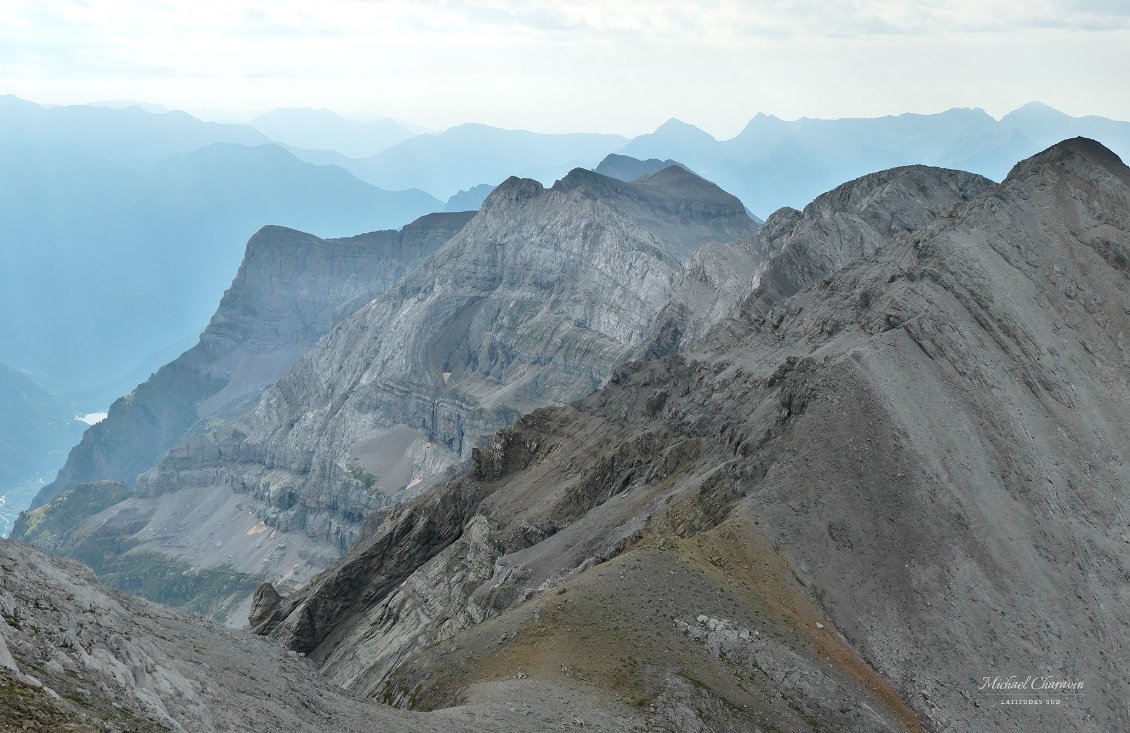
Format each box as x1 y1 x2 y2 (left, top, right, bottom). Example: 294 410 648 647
652 118 712 139
1015 101 1061 114
1001 101 1070 123
735 112 786 137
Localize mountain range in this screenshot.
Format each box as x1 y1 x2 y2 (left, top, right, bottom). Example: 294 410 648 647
250 107 425 159
264 102 1130 222
619 103 1130 217
4 88 1130 731
5 137 1127 732
0 97 443 409
285 123 629 200
6 95 1130 407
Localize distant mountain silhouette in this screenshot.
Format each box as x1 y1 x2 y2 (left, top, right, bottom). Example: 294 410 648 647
445 183 496 211
0 94 267 166
0 363 82 535
0 98 443 405
616 105 1130 217
594 153 687 181
306 123 627 199
251 108 421 158
270 104 1130 221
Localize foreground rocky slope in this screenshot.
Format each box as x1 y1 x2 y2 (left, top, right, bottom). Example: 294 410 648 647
255 139 1129 733
0 538 643 732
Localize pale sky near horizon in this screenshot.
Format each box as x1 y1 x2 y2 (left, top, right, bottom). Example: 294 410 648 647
2 0 1128 138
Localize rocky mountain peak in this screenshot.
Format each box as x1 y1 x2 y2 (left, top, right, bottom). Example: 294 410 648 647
641 164 994 357
479 175 545 210
1003 136 1126 184
655 116 695 131
548 163 759 262
13 212 474 617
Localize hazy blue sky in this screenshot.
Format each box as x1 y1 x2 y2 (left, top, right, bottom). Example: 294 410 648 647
2 0 1128 136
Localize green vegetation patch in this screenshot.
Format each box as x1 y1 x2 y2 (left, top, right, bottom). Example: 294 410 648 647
96 551 261 620
16 481 132 550
347 462 379 490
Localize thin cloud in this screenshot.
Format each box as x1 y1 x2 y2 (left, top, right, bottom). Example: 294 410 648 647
0 0 1127 133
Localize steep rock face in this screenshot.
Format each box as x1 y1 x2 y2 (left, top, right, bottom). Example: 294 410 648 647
11 214 471 621
258 140 1130 733
646 165 994 355
137 168 757 568
26 212 471 512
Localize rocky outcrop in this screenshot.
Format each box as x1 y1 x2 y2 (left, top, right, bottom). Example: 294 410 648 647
645 165 994 356
248 582 282 629
256 140 1130 733
743 164 994 313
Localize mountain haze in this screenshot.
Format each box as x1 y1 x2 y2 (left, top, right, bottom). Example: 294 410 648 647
250 107 421 158
618 105 1130 218
303 123 628 199
13 213 473 618
0 365 84 535
0 97 444 403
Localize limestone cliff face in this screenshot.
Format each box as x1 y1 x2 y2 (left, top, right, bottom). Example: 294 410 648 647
137 168 757 557
256 140 1130 733
11 214 471 620
645 165 994 356
24 212 471 514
